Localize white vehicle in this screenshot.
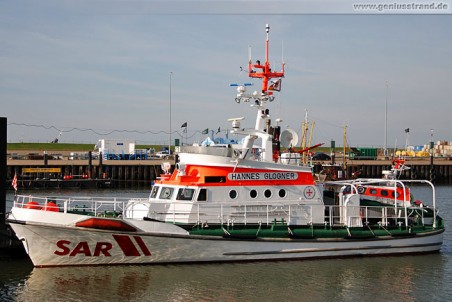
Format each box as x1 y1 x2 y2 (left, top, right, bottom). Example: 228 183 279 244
155 150 171 159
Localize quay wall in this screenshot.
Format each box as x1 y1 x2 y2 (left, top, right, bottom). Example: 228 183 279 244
339 159 452 184
7 159 166 189
6 158 452 188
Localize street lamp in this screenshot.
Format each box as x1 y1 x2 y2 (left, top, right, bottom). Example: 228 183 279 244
169 72 172 156
430 129 434 182
384 81 389 158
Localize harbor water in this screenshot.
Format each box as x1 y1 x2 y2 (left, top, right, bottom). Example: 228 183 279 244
1 187 452 302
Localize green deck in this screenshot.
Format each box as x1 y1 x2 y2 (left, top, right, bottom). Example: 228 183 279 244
186 221 444 240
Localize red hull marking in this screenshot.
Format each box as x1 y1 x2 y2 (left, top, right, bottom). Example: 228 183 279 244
69 242 91 256
112 234 141 256
54 240 113 257
134 236 152 256
94 242 113 256
112 235 152 257
54 239 71 256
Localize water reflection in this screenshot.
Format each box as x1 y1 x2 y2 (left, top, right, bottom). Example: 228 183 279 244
11 254 449 302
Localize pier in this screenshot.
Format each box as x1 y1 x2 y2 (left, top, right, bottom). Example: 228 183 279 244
5 156 452 189
6 156 167 189
317 158 452 184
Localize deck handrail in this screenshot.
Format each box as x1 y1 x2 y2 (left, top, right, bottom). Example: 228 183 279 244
13 184 437 229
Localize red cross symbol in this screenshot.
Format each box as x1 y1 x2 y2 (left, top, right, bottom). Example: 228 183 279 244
304 187 314 198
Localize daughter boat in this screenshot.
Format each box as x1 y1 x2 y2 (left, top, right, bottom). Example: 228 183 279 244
7 25 444 267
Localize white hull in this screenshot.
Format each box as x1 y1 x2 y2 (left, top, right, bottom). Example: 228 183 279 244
9 221 443 267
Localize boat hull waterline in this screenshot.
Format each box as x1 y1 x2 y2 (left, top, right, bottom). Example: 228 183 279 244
10 220 443 267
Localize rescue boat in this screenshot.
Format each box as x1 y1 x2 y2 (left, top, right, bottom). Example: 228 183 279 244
7 25 444 267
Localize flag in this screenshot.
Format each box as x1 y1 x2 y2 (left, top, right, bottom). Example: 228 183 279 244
12 173 18 191
216 127 221 134
405 128 410 133
181 122 187 128
268 79 281 91
202 128 209 135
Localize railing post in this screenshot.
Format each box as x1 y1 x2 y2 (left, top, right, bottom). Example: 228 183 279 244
197 203 200 225
288 204 291 225
266 205 269 225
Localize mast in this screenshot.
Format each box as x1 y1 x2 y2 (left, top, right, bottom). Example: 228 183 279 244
248 24 285 95
231 24 286 163
343 124 347 178
301 110 309 164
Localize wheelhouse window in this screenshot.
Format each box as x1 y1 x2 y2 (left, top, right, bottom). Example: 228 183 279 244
197 188 207 201
205 176 226 183
150 186 159 198
177 188 195 201
159 187 174 200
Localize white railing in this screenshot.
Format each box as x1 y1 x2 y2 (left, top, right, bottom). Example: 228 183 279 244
148 201 434 229
14 194 436 229
327 178 437 228
14 195 129 217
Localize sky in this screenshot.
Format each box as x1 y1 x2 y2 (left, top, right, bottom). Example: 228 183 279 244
1 0 452 148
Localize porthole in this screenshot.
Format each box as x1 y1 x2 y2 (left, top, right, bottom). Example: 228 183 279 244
250 189 258 199
278 189 286 198
264 189 272 198
370 189 377 195
391 191 400 198
357 186 365 194
381 190 389 197
229 190 238 199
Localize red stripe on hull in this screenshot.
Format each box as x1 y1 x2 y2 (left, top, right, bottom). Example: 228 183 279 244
134 236 152 256
75 218 136 232
112 234 141 256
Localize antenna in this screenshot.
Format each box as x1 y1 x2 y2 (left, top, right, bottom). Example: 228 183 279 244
282 40 284 64
247 24 285 95
229 83 253 87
